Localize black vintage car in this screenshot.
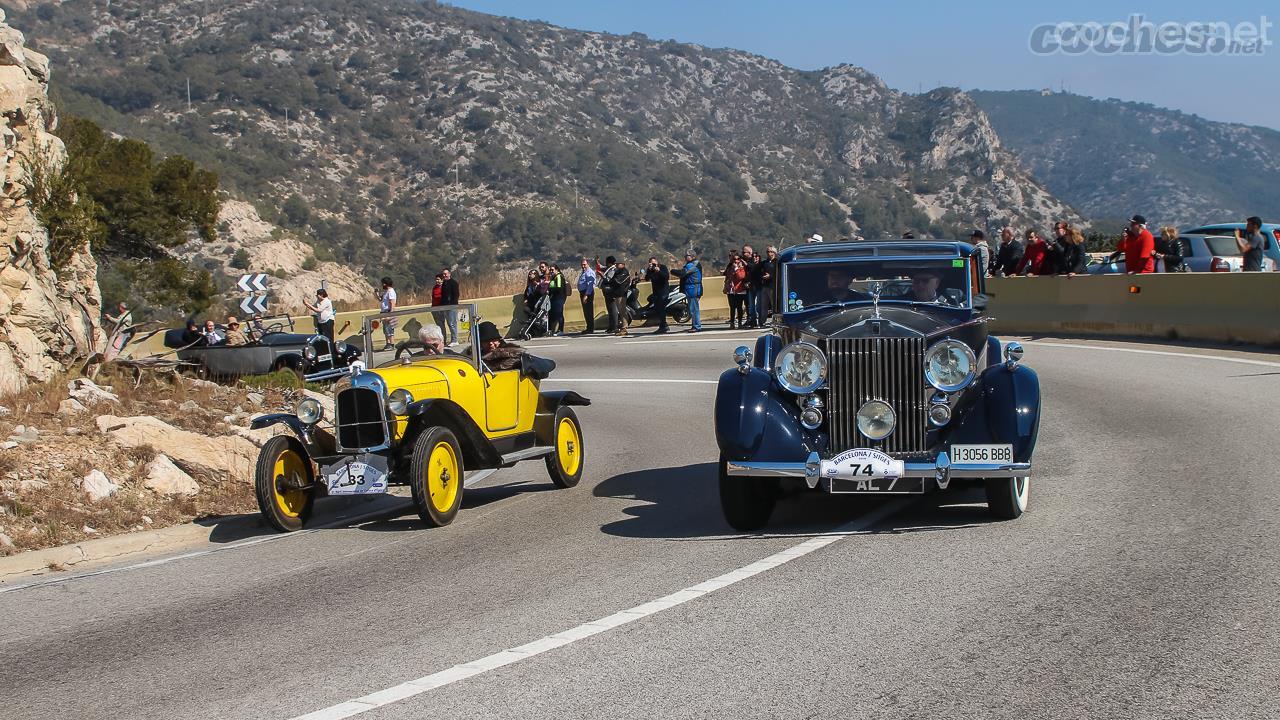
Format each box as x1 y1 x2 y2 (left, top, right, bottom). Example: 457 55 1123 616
164 322 359 381
714 240 1041 530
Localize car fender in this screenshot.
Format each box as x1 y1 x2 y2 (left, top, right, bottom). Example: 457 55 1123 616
535 391 591 445
249 413 336 458
714 367 808 461
753 334 783 370
944 363 1041 462
986 335 1002 368
403 398 503 469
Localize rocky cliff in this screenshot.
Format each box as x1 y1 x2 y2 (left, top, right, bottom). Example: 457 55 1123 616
0 9 99 396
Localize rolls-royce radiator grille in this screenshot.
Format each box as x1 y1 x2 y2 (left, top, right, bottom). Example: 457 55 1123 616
335 387 388 450
826 337 927 455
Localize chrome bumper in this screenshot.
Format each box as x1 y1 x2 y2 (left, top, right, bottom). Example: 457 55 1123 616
724 451 1030 491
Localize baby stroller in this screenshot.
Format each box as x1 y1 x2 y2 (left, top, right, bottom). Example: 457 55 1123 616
518 294 551 340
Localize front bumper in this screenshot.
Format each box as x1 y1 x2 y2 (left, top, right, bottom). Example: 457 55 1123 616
724 451 1030 491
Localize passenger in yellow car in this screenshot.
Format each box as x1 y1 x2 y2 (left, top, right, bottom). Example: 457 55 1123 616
478 321 524 371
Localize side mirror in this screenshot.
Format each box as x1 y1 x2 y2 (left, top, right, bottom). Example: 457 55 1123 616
1003 341 1024 369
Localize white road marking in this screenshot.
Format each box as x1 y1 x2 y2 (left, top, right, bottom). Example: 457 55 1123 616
1027 341 1280 368
619 336 759 345
287 498 912 720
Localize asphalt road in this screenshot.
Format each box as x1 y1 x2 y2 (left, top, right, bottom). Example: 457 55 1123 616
3 330 1279 720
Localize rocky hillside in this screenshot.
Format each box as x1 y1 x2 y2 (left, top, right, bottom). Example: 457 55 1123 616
0 8 100 396
9 0 1080 291
972 90 1280 226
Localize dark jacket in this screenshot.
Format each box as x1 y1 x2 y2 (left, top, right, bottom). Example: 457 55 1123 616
1056 239 1087 275
602 266 629 299
483 342 524 371
994 240 1025 277
440 278 460 305
743 256 761 290
643 264 670 294
755 257 777 288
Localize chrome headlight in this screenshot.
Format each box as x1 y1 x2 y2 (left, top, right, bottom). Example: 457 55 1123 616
856 400 896 440
924 339 977 393
296 398 323 425
387 388 414 416
774 341 827 394
302 344 318 361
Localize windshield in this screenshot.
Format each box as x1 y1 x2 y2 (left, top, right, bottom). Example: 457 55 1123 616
782 258 971 313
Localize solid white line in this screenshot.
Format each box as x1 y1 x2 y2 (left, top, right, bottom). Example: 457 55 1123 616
619 336 758 345
286 498 912 720
543 378 718 384
1026 341 1280 368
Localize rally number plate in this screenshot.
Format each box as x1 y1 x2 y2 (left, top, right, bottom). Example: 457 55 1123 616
951 444 1014 465
322 456 389 495
820 448 904 481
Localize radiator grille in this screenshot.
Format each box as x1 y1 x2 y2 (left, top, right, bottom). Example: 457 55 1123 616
335 387 388 451
826 337 927 455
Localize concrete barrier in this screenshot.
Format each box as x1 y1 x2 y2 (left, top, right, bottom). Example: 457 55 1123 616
126 273 1280 358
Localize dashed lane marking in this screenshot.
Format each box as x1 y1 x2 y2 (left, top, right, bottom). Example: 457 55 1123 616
286 498 913 720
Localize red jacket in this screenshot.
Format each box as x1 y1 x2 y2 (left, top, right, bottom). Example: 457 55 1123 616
1121 229 1156 273
1016 239 1050 275
431 285 444 306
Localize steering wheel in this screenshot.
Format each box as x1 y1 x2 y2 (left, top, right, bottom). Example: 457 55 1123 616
263 322 286 334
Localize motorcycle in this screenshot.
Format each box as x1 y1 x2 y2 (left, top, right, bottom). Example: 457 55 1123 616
624 280 691 325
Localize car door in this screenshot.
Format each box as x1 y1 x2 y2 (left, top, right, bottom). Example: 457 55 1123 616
483 369 521 434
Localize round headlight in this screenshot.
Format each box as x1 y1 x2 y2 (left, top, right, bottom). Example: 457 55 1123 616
296 397 323 425
856 400 896 440
302 344 318 361
924 340 977 392
774 341 827 394
387 388 414 416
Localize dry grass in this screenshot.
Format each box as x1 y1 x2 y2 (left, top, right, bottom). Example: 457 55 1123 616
0 365 301 556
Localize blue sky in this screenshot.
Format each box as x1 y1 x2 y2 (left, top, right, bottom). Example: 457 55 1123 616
449 0 1279 130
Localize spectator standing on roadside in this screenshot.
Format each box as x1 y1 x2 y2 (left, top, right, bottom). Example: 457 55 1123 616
756 246 778 323
642 256 671 334
969 230 992 276
1156 227 1186 273
1121 215 1156 274
742 245 760 328
993 227 1024 277
523 269 545 318
440 268 460 344
1236 216 1267 272
303 288 335 345
376 277 397 350
723 253 747 329
547 264 567 336
430 273 448 333
1016 229 1051 275
600 256 621 334
610 259 631 336
671 251 704 332
577 258 597 334
1046 222 1081 276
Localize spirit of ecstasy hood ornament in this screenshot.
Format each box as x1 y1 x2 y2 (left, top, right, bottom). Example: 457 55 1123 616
868 281 883 319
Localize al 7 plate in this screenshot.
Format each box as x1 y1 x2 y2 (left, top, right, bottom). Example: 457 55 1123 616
951 444 1013 465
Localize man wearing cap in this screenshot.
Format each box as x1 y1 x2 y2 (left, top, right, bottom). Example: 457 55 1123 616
224 316 249 346
1123 215 1156 274
671 251 704 332
477 321 524 371
969 230 992 277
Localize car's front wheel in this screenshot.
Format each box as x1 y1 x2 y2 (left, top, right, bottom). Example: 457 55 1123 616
255 436 315 532
718 456 778 531
544 407 584 488
410 426 465 527
985 476 1030 520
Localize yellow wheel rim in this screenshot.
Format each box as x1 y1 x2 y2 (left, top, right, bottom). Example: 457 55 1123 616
272 448 309 518
556 417 581 477
427 441 460 513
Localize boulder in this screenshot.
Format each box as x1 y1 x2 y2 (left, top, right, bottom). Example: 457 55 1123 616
81 470 118 502
58 398 87 415
246 392 265 407
95 415 257 481
143 455 200 497
0 531 12 548
7 424 37 444
68 378 120 405
178 400 200 412
1 440 17 450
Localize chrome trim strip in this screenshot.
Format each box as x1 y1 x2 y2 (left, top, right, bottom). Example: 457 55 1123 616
499 446 555 464
726 459 1030 480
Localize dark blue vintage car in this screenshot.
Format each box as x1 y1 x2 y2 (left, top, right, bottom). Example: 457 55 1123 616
715 240 1041 530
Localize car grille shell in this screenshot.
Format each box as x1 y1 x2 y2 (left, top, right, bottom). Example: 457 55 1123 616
335 386 389 451
825 337 928 456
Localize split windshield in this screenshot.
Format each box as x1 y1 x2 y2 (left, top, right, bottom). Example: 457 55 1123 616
782 258 970 313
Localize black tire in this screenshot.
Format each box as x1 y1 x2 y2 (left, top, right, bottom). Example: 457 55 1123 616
254 435 316 532
718 456 778 532
985 476 1030 520
671 304 691 324
544 407 585 488
409 426 465 527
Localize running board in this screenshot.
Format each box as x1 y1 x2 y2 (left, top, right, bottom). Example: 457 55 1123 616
499 446 555 465
463 469 497 488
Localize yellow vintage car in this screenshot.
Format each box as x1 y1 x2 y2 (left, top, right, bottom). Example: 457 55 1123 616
249 304 589 531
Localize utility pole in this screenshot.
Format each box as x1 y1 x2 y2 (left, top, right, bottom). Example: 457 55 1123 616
285 108 289 137
573 178 578 209
186 77 191 112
